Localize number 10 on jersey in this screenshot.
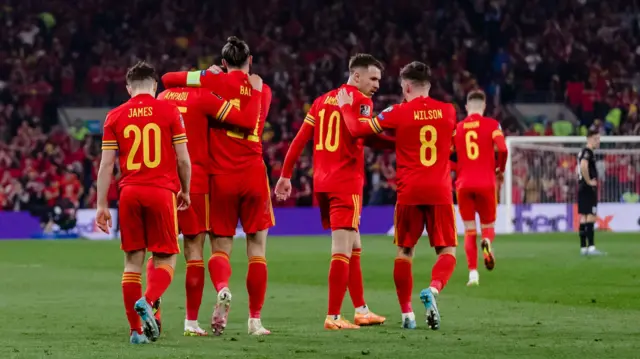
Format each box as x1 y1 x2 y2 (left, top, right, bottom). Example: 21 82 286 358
315 109 341 152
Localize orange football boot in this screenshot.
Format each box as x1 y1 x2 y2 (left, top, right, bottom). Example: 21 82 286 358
324 316 360 330
354 311 386 326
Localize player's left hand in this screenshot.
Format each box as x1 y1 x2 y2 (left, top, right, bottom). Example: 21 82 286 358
208 65 224 74
496 170 504 185
177 191 191 211
95 207 112 234
336 88 353 107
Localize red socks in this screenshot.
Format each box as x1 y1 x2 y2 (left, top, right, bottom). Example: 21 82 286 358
247 256 268 319
348 248 366 308
185 260 205 321
145 264 174 304
464 229 478 270
122 272 142 334
327 253 350 316
481 227 496 242
393 258 413 313
430 253 457 292
208 251 231 292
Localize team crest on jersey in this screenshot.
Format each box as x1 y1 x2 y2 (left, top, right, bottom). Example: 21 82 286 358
360 104 371 117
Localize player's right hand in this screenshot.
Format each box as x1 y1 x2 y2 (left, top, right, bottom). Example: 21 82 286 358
589 179 597 187
177 191 191 211
248 74 263 90
336 88 354 107
274 177 292 201
95 207 112 234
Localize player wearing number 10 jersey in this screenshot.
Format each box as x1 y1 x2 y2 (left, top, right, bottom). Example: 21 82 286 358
453 90 508 286
157 73 265 337
162 36 273 336
275 54 387 330
338 61 457 331
96 62 192 344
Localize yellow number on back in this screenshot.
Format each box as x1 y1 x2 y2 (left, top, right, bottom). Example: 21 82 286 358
419 125 437 166
315 109 341 152
124 123 161 170
226 98 261 142
465 130 479 160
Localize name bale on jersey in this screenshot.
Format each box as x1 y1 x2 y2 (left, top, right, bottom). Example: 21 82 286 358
413 109 443 121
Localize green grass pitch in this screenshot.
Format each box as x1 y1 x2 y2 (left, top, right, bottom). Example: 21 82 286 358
1 233 639 359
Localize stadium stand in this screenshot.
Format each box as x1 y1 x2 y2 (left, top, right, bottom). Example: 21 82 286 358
1 0 640 217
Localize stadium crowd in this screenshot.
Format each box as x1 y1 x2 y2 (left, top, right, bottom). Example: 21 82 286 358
2 0 640 219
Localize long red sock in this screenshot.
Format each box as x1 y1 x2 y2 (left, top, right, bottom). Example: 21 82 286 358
348 248 366 308
122 272 142 334
185 260 205 321
429 253 457 292
481 227 496 243
327 253 350 316
145 264 174 304
393 258 413 313
208 251 231 292
464 230 478 270
247 256 268 319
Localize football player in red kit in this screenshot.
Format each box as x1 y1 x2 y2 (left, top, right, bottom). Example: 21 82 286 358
453 90 507 286
337 61 457 331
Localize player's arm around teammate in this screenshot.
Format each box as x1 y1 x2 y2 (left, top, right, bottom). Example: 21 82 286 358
95 61 191 344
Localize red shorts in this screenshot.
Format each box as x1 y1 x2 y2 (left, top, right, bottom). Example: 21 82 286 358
178 193 210 237
119 186 180 254
457 187 497 224
209 165 274 237
316 192 362 231
394 204 457 248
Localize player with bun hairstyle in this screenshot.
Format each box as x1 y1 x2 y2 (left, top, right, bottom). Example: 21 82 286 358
162 37 273 336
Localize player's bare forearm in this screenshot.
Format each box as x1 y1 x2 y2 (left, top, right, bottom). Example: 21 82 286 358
339 105 379 137
282 122 313 178
174 143 192 194
224 90 262 130
96 150 116 208
580 160 591 183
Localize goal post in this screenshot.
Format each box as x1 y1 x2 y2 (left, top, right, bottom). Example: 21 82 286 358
504 136 640 233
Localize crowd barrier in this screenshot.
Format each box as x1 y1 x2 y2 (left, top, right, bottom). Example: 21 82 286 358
0 204 638 240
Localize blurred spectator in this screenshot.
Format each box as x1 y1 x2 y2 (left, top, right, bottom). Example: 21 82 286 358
1 0 640 211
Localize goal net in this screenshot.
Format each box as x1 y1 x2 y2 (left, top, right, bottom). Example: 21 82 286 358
504 136 640 233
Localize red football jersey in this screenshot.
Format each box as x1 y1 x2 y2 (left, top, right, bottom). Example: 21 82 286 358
454 114 505 190
305 84 372 193
101 94 187 193
342 96 456 204
162 70 272 174
157 87 263 193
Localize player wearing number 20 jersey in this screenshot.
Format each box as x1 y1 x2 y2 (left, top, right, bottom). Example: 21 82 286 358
338 61 457 331
453 90 508 285
98 62 191 344
102 92 187 255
